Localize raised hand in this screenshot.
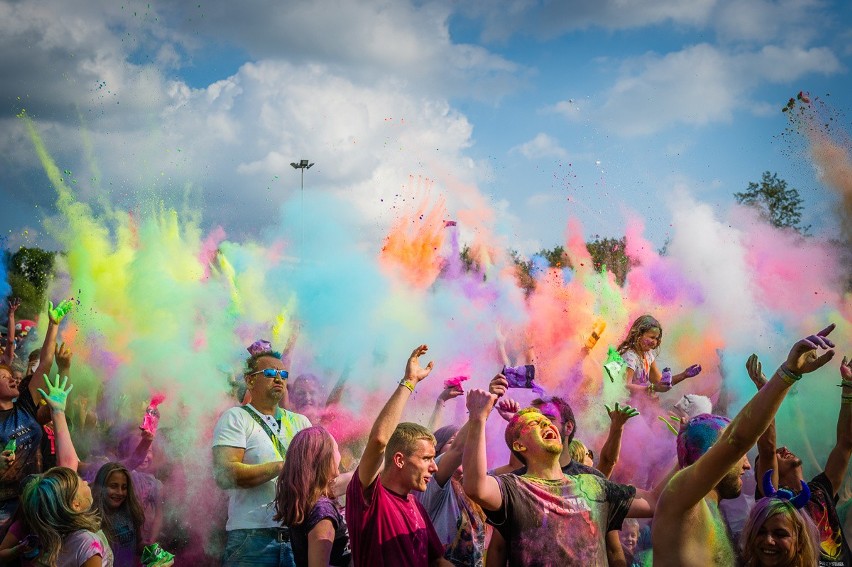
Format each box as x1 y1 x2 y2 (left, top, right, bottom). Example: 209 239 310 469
488 374 509 398
841 356 851 382
784 324 836 376
48 298 74 324
7 298 21 313
55 342 73 372
438 385 464 402
37 374 73 413
605 402 640 427
404 344 434 384
684 364 702 378
466 388 497 421
746 354 767 390
496 397 520 422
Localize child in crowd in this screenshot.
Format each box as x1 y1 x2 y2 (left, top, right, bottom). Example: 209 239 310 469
92 463 145 567
617 315 702 397
21 466 114 567
274 426 351 567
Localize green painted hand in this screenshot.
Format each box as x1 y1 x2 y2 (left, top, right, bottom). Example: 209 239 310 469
37 374 73 413
605 402 640 425
48 299 74 324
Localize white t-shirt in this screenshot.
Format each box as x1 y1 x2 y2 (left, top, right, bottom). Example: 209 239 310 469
622 349 656 386
212 405 311 530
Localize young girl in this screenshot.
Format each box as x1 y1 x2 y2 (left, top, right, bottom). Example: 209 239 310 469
617 315 702 396
21 466 114 567
274 426 351 567
741 497 819 567
92 463 145 567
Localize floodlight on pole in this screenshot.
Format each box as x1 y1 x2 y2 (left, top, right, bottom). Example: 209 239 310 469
290 159 314 261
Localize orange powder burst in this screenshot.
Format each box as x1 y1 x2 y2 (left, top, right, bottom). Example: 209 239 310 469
380 198 448 288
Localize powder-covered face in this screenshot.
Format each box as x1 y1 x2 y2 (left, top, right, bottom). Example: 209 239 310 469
533 402 569 441
105 471 129 510
619 525 639 554
754 513 796 566
637 328 661 352
516 412 562 459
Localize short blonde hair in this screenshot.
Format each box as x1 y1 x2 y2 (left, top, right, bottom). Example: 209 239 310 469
385 422 436 467
567 439 589 464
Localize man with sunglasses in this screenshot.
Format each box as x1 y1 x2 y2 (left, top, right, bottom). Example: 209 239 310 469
213 347 312 567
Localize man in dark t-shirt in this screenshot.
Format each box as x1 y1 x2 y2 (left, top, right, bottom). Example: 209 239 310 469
749 354 852 567
462 386 656 567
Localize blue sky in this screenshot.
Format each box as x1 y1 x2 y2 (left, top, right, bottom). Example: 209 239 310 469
1 0 850 254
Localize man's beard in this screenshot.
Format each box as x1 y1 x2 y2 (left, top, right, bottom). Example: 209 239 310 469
716 470 742 500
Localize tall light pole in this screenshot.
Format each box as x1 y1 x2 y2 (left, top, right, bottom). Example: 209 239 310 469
290 159 314 192
290 159 313 260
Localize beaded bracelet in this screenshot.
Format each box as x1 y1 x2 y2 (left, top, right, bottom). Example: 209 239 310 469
838 380 852 388
842 394 852 405
399 379 416 393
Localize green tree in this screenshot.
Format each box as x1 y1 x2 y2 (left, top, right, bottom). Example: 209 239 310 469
509 249 536 297
734 171 810 233
586 236 630 286
6 247 56 319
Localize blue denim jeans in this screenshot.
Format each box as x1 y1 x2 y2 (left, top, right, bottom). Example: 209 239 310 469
222 528 295 567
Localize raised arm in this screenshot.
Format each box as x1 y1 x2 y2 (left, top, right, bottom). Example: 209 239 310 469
747 353 779 492
28 299 73 405
598 403 639 478
662 325 836 514
2 298 20 365
324 362 351 408
434 420 470 487
38 374 79 471
435 376 504 486
428 384 463 431
358 345 434 489
463 382 504 512
824 356 852 493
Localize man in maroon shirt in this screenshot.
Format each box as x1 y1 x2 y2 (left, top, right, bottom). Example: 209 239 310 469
345 345 452 567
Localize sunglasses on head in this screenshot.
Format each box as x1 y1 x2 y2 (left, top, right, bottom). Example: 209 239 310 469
248 369 289 379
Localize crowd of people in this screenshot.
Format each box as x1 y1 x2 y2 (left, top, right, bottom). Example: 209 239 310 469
1 296 850 567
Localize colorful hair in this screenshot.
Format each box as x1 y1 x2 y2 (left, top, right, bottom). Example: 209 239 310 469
531 396 577 444
21 467 102 566
92 462 145 552
433 425 459 455
385 422 436 468
617 314 663 355
676 414 730 468
504 408 546 465
274 426 337 527
740 497 819 567
0 363 12 376
567 439 589 464
244 350 283 376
